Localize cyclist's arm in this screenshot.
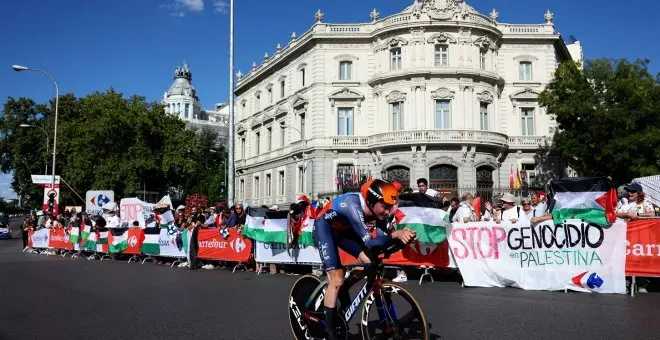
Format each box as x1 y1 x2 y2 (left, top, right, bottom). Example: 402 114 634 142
342 198 392 248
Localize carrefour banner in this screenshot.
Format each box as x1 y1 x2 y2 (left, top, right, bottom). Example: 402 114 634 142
31 229 50 248
255 241 322 264
446 219 627 294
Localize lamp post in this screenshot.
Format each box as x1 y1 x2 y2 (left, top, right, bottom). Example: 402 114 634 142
19 124 49 175
12 65 59 191
280 122 312 197
227 0 236 206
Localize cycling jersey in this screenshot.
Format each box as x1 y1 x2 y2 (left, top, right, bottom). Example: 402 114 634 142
312 193 393 271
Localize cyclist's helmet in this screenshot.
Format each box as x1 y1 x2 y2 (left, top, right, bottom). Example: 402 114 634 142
361 179 399 209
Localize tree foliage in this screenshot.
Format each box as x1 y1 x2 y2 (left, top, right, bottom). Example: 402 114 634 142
539 59 660 185
0 89 227 208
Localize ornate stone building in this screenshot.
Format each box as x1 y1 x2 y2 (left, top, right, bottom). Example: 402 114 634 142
163 62 229 145
233 0 582 206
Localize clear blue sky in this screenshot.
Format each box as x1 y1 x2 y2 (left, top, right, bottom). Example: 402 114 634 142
1 0 658 199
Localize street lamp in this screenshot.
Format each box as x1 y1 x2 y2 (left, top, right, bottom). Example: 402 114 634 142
19 124 49 175
227 0 236 206
13 65 60 191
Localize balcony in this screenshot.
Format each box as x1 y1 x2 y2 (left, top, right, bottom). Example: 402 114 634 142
508 135 549 150
499 24 555 35
323 130 509 150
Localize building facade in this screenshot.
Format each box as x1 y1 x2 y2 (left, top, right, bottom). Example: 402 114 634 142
233 0 582 206
163 62 230 145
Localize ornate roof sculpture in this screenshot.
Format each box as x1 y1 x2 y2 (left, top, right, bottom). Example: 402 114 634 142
402 0 483 22
166 61 197 99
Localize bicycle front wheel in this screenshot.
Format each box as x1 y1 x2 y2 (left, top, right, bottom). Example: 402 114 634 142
360 283 429 340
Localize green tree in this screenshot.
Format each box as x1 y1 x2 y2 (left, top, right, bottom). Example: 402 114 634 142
0 89 227 208
539 59 660 185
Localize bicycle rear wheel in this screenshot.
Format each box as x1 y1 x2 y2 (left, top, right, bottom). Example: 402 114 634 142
360 283 429 340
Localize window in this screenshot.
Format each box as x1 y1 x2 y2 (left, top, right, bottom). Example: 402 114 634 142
300 113 306 139
278 171 285 195
267 87 273 104
391 102 403 131
390 48 402 70
300 68 306 87
435 45 449 67
435 100 451 129
177 103 181 114
339 61 352 80
255 131 261 155
519 61 532 81
279 123 285 147
480 50 487 70
298 167 304 192
239 135 246 158
266 127 272 152
254 176 260 198
266 173 272 197
337 107 354 136
185 103 190 119
480 103 489 130
239 179 245 200
255 94 261 111
521 108 535 135
280 80 285 98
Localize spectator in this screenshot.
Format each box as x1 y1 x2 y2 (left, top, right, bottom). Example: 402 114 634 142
496 193 527 223
482 200 495 221
448 197 460 221
225 203 246 228
616 183 655 220
105 208 121 229
453 193 476 223
521 197 534 220
132 221 140 229
415 178 438 198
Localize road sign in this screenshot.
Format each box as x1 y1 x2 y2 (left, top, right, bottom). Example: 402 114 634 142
86 190 115 215
31 175 60 185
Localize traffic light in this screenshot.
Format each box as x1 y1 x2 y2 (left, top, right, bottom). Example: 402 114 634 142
48 193 56 215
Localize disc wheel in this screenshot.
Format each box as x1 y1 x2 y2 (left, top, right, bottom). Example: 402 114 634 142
360 283 429 340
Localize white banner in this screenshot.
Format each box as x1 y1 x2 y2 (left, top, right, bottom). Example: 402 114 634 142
447 219 627 294
255 242 321 264
31 229 50 248
158 228 186 258
119 198 155 227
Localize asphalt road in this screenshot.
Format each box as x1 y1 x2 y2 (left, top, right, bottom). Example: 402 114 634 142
1 218 659 340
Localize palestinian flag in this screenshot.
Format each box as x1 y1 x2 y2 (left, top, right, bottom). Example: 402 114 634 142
141 227 160 254
244 208 314 246
395 193 448 244
83 231 97 251
69 226 80 244
109 229 129 253
81 224 92 240
550 177 617 226
156 210 175 227
97 230 109 253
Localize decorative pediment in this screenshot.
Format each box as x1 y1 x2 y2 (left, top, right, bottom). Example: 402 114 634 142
385 90 407 103
477 91 494 103
474 36 497 50
329 88 365 107
273 106 287 118
510 87 539 100
510 87 539 107
430 87 455 100
291 95 308 109
427 31 457 45
377 37 409 51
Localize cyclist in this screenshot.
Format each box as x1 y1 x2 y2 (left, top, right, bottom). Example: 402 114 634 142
313 179 416 340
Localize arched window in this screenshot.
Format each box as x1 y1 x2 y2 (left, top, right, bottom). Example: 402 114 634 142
476 166 495 201
386 166 410 189
429 165 458 198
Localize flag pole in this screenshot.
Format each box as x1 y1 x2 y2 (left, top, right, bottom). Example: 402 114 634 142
227 0 236 206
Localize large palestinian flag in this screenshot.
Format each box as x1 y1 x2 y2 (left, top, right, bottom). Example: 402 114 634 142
395 193 447 243
550 177 617 226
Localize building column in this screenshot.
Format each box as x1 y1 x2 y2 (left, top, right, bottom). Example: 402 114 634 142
409 86 417 130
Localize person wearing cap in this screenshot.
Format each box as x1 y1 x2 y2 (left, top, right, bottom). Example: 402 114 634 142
495 193 528 223
616 183 654 220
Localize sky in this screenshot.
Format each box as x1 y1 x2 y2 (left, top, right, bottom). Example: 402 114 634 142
1 0 659 200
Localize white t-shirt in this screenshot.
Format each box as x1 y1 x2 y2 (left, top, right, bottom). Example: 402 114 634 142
501 206 529 222
453 202 476 223
105 215 121 229
619 198 654 214
414 188 438 198
532 202 548 217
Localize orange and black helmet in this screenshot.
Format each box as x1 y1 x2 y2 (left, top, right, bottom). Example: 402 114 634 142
361 179 399 209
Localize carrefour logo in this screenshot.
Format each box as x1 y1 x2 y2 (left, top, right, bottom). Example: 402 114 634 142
230 237 246 253
129 236 138 248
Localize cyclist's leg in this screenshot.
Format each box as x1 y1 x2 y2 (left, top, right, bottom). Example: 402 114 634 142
312 219 344 340
336 236 374 309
